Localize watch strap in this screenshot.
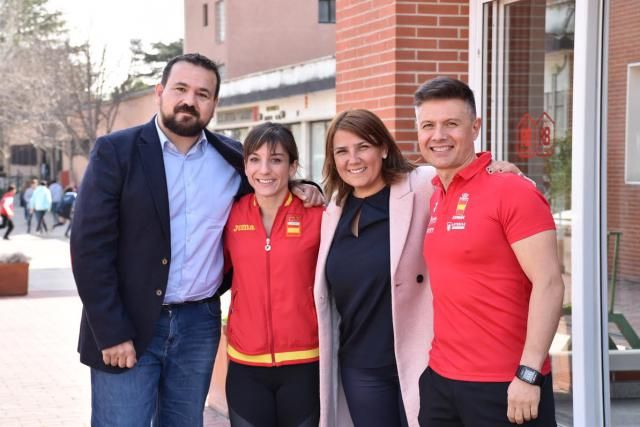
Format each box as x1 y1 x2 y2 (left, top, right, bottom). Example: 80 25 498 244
516 365 544 386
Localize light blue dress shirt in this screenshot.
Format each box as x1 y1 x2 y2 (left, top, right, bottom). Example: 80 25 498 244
155 118 241 303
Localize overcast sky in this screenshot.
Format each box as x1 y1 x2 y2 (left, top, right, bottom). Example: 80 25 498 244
48 0 184 87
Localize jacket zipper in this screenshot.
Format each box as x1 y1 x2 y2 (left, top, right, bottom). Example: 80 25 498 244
256 196 288 367
265 236 276 366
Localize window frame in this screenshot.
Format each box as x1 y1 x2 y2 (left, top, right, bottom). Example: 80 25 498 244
203 3 208 27
625 62 640 184
215 0 226 43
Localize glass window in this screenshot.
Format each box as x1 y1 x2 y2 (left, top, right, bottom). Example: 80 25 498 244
10 145 37 166
483 1 575 423
215 0 225 43
288 123 304 177
203 3 208 27
319 0 336 24
626 64 640 183
310 121 329 183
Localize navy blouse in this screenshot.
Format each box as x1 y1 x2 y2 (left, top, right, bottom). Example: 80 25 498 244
325 186 395 368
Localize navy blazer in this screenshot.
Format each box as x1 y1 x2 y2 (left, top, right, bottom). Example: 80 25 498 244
71 118 249 372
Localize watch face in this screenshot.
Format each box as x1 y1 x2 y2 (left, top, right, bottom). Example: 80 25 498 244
517 365 542 385
520 367 537 383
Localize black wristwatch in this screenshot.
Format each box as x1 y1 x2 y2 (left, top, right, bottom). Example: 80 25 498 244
515 365 544 386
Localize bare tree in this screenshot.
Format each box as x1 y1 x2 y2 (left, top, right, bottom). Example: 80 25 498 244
0 0 66 176
1 0 165 184
1 0 130 183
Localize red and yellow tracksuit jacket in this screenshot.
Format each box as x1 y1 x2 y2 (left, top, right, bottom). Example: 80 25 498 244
223 192 323 367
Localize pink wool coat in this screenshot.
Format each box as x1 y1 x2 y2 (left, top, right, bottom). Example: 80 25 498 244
314 166 436 427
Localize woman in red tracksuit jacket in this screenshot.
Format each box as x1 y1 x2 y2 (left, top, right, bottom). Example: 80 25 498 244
223 122 323 427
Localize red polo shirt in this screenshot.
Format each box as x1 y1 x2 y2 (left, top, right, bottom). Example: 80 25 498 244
423 152 555 382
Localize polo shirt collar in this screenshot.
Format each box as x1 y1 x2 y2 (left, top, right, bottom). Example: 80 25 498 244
431 151 493 187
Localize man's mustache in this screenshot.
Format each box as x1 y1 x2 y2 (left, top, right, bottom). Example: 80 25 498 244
174 105 199 117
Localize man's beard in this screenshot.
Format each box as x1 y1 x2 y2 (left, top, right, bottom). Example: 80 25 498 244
161 104 207 137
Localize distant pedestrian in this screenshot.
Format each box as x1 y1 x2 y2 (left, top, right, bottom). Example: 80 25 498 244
52 186 77 238
49 180 63 223
22 179 37 233
29 180 52 234
0 185 16 240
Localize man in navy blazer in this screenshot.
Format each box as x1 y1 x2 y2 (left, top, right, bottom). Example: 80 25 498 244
71 54 252 426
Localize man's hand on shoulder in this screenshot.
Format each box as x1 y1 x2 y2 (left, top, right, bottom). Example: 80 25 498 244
507 377 541 424
102 340 137 369
291 182 325 208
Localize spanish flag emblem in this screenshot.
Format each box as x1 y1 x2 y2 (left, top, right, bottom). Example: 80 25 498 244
455 193 470 217
286 215 301 237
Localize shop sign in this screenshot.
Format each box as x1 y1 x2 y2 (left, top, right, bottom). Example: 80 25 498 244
516 112 555 159
217 107 258 124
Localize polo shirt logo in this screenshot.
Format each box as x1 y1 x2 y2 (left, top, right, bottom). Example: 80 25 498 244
426 214 438 234
453 193 470 220
233 224 256 232
446 221 466 231
286 215 301 237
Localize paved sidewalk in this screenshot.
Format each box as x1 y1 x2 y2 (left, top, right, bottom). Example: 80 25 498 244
0 213 229 426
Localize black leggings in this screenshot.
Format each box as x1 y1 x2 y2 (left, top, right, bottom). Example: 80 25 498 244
340 364 408 427
226 361 319 427
0 214 13 238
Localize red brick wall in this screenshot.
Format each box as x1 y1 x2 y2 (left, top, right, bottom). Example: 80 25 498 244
607 0 640 282
335 0 469 161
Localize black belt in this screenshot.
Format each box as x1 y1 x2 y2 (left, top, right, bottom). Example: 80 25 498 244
162 294 219 309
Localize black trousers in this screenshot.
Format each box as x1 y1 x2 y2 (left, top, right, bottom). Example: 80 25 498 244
0 214 14 238
418 367 557 427
341 364 408 427
226 361 319 427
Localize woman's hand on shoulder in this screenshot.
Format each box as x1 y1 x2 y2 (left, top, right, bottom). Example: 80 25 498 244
291 182 326 207
486 161 536 187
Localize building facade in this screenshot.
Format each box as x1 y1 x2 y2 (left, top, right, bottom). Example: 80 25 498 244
183 0 338 181
184 0 336 79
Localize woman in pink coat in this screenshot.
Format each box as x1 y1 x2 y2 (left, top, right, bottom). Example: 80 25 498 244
314 109 436 427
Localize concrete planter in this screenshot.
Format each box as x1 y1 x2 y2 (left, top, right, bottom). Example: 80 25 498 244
0 262 29 296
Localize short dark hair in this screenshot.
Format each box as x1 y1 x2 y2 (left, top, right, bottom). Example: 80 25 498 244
7 185 16 192
39 180 47 186
161 53 222 99
323 109 415 206
414 76 477 118
243 122 299 166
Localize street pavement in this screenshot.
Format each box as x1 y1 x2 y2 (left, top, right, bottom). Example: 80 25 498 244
0 210 229 426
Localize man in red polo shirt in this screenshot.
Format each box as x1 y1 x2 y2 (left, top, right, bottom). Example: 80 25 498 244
414 77 564 426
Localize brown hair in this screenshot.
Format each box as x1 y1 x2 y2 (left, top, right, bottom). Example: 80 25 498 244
243 122 299 165
323 109 415 206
